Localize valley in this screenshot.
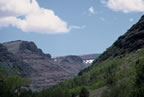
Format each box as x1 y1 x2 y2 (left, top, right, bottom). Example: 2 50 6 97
0 14 144 97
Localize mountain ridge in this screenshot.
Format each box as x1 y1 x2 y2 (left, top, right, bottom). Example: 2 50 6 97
0 40 100 90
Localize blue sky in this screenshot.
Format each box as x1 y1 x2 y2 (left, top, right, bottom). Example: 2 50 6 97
0 0 144 56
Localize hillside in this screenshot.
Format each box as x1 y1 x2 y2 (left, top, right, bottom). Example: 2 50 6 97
38 15 144 97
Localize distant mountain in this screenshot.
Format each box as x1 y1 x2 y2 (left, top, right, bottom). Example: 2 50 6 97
80 54 100 60
80 54 100 64
53 54 100 75
0 40 99 90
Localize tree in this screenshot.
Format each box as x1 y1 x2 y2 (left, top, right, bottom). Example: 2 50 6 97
80 87 89 97
0 67 30 97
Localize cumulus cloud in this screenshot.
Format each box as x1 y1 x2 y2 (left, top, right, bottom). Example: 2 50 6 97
105 0 144 13
89 6 95 14
0 0 69 34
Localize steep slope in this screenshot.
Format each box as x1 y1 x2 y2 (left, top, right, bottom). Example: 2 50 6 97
46 15 144 97
80 15 144 96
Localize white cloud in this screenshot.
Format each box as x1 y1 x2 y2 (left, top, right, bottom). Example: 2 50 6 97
105 0 144 13
89 6 95 14
0 0 70 34
0 16 18 27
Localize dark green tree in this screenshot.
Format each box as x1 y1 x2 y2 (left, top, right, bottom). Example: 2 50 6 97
0 67 30 97
80 87 89 97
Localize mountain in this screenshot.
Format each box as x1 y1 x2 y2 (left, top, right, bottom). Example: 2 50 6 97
80 54 100 60
0 43 34 76
80 54 100 64
53 55 85 75
53 54 100 75
0 40 99 90
43 15 144 97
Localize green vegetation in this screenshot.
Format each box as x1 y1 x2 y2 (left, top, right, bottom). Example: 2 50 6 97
0 64 30 97
129 57 144 97
1 49 144 97
47 48 144 97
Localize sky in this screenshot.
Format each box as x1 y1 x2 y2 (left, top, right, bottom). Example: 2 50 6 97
0 0 144 56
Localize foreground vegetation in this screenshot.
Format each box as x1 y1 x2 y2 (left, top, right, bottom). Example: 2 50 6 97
0 48 144 97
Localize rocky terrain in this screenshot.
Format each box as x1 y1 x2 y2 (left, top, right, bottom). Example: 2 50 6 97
0 40 99 90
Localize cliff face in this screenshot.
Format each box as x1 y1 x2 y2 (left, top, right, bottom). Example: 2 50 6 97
1 40 99 90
